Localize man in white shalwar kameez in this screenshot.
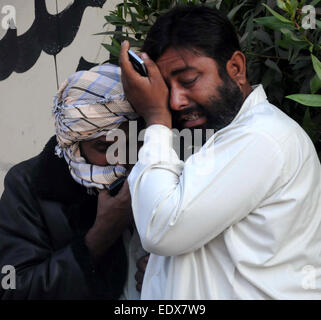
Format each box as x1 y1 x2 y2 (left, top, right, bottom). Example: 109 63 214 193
119 5 321 299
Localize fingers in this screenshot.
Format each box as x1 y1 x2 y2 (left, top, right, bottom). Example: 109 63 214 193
99 179 130 203
119 40 138 80
119 40 130 68
135 254 149 292
140 52 162 80
120 40 162 81
116 179 131 199
136 253 150 271
135 255 148 290
135 270 144 292
135 270 144 283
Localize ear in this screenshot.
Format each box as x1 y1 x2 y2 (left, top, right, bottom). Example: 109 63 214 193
225 51 247 87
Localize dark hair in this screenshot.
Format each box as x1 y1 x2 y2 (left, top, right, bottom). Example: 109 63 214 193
143 4 241 76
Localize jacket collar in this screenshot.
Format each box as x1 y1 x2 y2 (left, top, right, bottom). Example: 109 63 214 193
31 135 91 204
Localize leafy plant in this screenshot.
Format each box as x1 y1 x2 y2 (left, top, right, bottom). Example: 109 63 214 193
98 0 321 158
96 0 208 61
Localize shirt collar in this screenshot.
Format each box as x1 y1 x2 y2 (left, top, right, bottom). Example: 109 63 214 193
234 84 267 122
204 84 267 147
219 84 267 131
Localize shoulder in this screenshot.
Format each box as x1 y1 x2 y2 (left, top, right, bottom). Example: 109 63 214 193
4 156 40 194
240 100 319 176
237 99 314 152
2 135 60 200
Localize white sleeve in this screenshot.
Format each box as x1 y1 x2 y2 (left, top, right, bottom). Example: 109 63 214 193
128 124 285 256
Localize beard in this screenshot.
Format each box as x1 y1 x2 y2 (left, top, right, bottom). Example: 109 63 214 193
205 76 245 132
172 75 244 139
172 75 244 160
173 75 244 131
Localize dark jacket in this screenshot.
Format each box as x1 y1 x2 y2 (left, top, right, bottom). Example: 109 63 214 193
0 136 127 300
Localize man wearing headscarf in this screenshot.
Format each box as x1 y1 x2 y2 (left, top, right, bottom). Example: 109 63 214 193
0 64 147 300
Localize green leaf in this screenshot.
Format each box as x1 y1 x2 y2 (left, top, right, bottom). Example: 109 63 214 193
94 31 130 36
102 43 120 58
302 107 317 140
127 6 139 31
227 1 247 21
262 68 275 88
303 107 312 128
105 13 126 25
286 94 321 107
265 59 282 74
262 3 292 23
276 0 287 11
254 16 295 31
127 38 144 49
311 0 321 6
276 36 307 50
111 38 121 49
276 39 291 49
310 75 321 94
239 31 249 44
290 0 298 18
292 59 310 70
253 30 273 46
317 20 321 29
280 28 305 42
311 54 321 81
245 14 254 47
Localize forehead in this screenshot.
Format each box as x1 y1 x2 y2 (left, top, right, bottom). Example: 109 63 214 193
156 47 218 79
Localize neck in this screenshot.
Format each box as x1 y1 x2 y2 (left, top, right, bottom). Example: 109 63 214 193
242 82 253 101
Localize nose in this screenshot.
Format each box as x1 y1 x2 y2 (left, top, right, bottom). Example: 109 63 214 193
169 87 189 111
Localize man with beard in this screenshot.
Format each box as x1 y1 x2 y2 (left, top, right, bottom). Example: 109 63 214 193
119 5 321 299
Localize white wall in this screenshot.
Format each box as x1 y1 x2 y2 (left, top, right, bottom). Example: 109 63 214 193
0 0 120 194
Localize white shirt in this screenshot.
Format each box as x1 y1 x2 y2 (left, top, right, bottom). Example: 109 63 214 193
128 85 321 299
119 227 147 300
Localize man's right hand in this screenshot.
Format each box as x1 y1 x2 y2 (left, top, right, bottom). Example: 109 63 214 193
119 40 172 128
85 180 133 262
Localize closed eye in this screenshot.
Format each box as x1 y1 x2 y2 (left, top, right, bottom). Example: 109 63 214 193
94 141 113 153
180 76 198 87
94 138 129 153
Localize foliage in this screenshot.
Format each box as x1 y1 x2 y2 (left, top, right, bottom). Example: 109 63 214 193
98 0 321 157
96 0 206 60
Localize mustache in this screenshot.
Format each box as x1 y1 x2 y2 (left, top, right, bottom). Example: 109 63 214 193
172 105 205 120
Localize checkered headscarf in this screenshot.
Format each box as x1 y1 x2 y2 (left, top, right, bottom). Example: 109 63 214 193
53 63 139 190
